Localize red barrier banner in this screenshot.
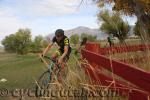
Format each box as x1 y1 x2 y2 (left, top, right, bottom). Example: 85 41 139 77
83 65 149 99
81 49 150 93
98 44 150 55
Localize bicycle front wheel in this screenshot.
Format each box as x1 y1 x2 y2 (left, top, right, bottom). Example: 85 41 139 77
35 70 51 97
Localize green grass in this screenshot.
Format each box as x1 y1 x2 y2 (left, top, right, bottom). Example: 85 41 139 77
0 49 127 100
0 52 45 90
0 40 147 100
0 46 59 90
0 49 83 86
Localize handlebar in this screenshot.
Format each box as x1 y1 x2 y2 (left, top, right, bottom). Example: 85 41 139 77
43 55 57 63
38 53 60 69
42 55 61 69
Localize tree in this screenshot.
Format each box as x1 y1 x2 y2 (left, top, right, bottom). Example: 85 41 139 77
2 34 16 53
95 0 150 43
134 21 141 37
15 29 32 54
81 33 97 42
30 35 48 53
98 10 130 43
70 34 80 45
42 39 49 48
134 20 150 39
2 28 32 54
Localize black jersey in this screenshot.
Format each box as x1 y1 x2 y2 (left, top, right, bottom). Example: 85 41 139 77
52 36 71 53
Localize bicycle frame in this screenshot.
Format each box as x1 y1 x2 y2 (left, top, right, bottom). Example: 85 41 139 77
38 54 61 82
35 52 71 98
36 55 60 95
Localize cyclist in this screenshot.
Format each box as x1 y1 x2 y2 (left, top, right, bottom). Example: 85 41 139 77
75 37 87 55
42 29 71 66
107 35 114 47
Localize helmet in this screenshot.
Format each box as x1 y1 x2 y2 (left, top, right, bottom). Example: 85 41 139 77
55 29 64 37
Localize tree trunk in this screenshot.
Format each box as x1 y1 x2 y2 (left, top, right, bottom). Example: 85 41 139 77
131 0 150 56
133 0 150 45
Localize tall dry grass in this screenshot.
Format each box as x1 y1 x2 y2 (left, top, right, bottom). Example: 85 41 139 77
38 54 128 100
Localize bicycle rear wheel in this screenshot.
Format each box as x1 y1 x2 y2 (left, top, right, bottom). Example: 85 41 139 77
35 70 51 97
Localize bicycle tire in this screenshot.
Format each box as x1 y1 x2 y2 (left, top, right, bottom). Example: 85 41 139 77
35 70 51 97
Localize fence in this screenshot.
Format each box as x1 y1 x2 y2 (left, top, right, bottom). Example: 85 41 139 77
81 42 150 100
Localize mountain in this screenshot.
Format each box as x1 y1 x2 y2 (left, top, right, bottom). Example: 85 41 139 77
48 26 108 40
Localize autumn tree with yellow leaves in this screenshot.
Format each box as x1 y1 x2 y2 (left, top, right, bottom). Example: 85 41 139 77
94 0 150 43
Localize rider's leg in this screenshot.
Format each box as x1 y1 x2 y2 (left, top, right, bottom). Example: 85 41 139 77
51 50 61 60
51 50 60 79
57 58 67 83
58 49 71 83
61 57 68 70
51 50 63 82
61 48 71 69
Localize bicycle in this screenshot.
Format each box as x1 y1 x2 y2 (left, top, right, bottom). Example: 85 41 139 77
35 55 68 97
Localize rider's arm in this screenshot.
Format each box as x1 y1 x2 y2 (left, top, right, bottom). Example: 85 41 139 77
60 38 69 60
42 43 53 56
60 46 68 60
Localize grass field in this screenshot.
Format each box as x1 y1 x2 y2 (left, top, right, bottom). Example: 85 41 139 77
0 52 44 90
0 48 127 100
99 38 142 48
0 38 149 100
0 47 66 90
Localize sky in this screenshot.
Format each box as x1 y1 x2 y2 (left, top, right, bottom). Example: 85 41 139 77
0 0 137 46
